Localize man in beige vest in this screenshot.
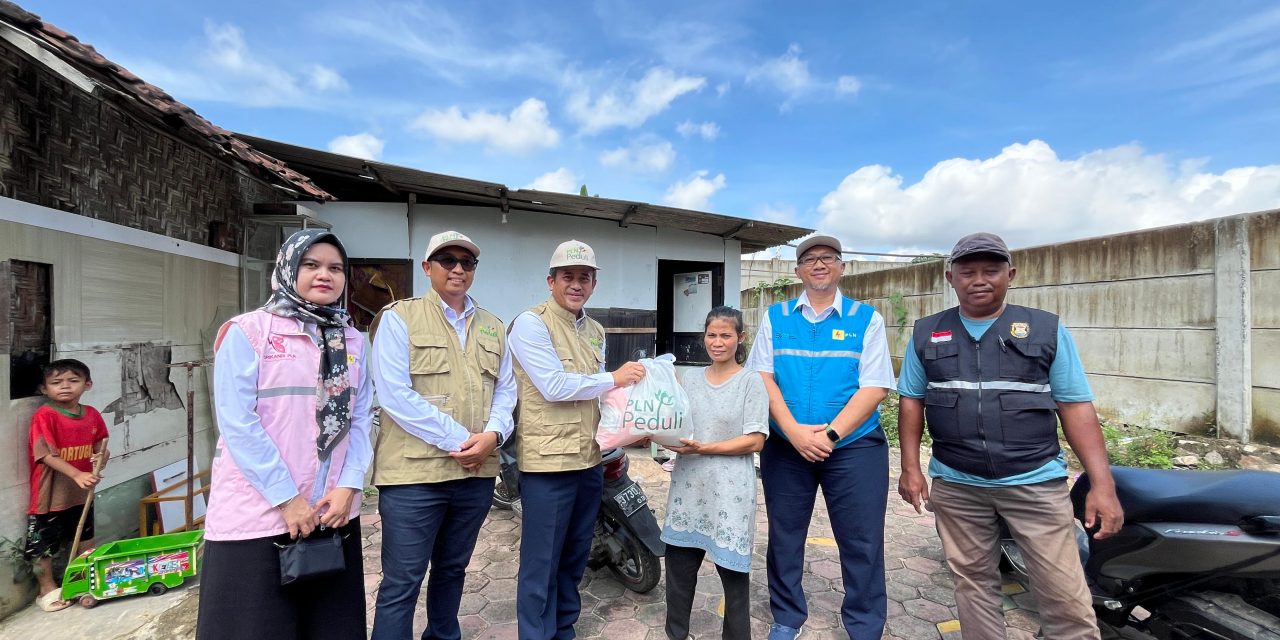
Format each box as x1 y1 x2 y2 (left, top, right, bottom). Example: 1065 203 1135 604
368 231 517 640
508 240 646 640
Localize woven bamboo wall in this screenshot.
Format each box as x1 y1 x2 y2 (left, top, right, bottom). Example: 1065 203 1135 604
0 38 282 252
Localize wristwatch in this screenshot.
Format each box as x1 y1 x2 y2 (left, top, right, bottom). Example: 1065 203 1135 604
824 424 840 442
492 431 505 447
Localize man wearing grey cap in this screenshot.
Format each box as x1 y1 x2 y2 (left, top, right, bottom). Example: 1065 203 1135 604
896 232 1122 639
368 230 517 639
746 234 896 640
507 239 646 640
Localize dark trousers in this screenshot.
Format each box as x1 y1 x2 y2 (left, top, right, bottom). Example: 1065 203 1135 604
760 431 889 639
516 467 604 640
664 544 750 640
196 518 365 640
371 478 494 640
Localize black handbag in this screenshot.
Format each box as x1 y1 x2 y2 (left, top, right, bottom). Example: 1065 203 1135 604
275 529 346 586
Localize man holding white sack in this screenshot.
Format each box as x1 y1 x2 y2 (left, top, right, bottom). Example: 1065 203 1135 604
746 234 896 640
507 239 646 640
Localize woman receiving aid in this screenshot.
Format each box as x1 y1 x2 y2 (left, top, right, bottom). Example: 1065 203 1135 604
197 229 373 640
662 306 770 640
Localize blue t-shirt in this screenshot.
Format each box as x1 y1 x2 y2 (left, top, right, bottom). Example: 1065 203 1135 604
897 314 1093 487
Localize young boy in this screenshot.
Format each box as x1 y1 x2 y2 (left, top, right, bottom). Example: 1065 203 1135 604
23 359 108 612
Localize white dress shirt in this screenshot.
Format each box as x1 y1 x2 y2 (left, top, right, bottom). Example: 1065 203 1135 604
369 296 517 453
507 309 613 402
746 289 896 389
214 322 375 507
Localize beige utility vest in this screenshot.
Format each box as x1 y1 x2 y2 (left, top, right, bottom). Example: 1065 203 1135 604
370 290 506 484
513 300 607 472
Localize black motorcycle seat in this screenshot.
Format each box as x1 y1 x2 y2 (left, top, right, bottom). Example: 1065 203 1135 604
1071 466 1280 525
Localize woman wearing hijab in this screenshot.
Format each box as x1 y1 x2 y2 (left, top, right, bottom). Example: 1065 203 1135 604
196 229 373 639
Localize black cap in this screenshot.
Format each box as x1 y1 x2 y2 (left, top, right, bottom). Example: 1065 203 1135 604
949 232 1011 264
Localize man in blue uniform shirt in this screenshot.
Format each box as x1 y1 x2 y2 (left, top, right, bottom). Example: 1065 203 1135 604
897 232 1123 640
747 234 897 640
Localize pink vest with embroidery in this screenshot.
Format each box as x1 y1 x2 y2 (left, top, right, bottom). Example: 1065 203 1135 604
206 310 364 541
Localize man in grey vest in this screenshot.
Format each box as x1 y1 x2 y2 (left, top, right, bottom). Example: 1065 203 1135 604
369 231 517 640
897 232 1123 640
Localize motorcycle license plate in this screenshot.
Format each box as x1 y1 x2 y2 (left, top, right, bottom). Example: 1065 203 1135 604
613 483 648 517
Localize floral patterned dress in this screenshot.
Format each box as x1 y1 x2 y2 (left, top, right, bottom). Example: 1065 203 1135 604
660 367 769 572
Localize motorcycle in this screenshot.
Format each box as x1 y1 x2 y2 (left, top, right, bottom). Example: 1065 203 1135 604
999 466 1280 639
492 437 665 594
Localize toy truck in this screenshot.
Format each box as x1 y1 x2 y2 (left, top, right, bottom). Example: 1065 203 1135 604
61 530 203 607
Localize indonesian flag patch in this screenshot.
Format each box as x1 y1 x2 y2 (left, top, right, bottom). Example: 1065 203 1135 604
930 330 953 343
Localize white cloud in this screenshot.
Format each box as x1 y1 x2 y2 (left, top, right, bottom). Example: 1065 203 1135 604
747 44 812 95
817 139 1280 251
566 67 706 134
524 168 582 194
836 75 862 95
716 82 732 97
307 64 349 92
599 139 676 173
122 21 348 108
676 120 720 141
753 203 797 225
409 98 560 153
664 170 726 210
327 133 384 159
746 44 863 108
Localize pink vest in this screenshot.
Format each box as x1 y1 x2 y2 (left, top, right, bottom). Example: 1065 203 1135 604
206 310 365 541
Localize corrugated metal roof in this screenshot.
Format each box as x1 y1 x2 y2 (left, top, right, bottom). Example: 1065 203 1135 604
235 134 813 254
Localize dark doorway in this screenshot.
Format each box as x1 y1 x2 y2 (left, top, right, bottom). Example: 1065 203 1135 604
657 260 724 365
8 260 53 399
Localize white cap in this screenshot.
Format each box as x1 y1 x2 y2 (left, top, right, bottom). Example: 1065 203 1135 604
549 239 600 270
425 230 480 260
796 234 842 258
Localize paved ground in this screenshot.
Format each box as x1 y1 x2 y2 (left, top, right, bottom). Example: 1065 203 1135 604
0 448 1045 639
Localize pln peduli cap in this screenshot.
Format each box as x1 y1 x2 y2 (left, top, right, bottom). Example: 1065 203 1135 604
549 239 600 270
949 232 1011 264
425 230 480 260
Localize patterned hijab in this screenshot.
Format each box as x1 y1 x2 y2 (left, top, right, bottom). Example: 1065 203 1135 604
261 228 353 462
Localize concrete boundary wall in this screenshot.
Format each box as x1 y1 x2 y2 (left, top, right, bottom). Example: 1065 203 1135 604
742 208 1280 444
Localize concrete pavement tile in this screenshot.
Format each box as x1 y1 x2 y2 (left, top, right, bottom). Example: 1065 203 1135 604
886 613 945 639
478 598 517 624
483 577 517 601
486 560 519 580
595 597 640 620
458 592 488 616
885 578 920 603
1004 607 1042 632
903 597 954 624
600 617 650 639
919 585 958 607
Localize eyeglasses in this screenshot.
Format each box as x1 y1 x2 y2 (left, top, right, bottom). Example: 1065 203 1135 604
430 255 479 272
798 254 841 267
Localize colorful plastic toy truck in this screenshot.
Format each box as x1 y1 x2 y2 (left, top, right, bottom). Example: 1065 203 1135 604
60 530 203 607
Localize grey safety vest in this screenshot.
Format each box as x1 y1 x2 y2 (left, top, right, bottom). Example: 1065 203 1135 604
912 305 1060 479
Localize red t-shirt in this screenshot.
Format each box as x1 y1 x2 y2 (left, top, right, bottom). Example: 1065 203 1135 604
27 404 109 515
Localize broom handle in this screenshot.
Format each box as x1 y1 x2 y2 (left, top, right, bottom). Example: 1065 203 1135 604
68 443 107 560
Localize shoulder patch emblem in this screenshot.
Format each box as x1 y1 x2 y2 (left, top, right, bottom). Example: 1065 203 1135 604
477 325 499 339
1010 322 1030 339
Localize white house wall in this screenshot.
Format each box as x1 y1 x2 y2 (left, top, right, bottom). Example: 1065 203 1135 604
313 202 745 324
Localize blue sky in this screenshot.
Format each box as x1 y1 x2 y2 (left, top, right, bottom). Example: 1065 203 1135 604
24 1 1280 256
